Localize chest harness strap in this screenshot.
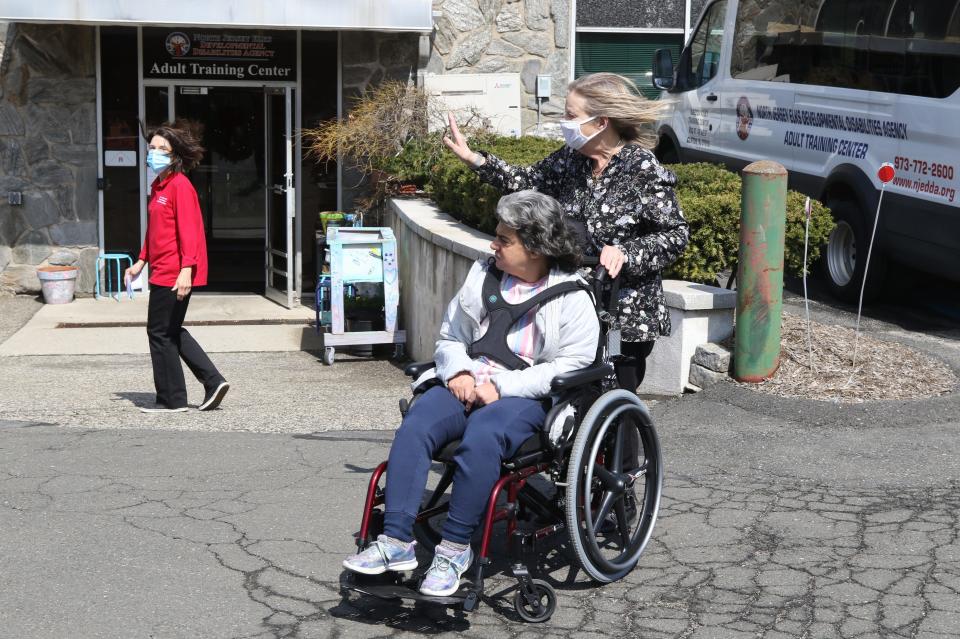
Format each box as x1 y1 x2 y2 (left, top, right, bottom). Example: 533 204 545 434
468 263 590 371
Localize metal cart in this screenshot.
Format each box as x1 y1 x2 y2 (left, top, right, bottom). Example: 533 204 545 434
315 226 405 365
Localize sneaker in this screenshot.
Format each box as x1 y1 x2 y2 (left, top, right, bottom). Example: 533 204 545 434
139 404 189 414
198 381 230 411
342 535 418 575
419 544 473 597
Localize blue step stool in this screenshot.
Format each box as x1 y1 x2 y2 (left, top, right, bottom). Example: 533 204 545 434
95 253 134 301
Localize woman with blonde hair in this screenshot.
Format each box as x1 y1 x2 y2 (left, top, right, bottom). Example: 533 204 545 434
444 74 687 514
444 72 688 396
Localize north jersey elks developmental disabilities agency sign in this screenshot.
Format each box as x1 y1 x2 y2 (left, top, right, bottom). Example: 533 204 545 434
143 28 297 81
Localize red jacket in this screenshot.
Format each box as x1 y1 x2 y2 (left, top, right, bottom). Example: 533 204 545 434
139 172 208 287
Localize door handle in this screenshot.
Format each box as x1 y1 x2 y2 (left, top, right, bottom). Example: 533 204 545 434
272 184 285 194
706 94 718 102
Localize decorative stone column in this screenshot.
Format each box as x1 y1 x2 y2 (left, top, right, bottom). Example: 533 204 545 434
0 23 99 295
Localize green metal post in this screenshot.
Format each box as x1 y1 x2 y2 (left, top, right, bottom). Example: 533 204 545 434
735 160 787 382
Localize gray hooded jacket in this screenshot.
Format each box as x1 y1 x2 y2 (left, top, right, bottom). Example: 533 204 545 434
416 259 600 399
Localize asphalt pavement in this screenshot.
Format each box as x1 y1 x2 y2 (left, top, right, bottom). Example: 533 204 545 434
1 291 958 638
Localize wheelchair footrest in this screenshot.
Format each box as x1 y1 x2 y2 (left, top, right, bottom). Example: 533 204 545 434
340 571 473 607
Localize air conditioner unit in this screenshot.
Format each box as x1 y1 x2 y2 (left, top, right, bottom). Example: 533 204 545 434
424 73 522 137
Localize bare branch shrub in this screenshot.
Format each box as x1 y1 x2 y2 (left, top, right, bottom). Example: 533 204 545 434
303 81 431 175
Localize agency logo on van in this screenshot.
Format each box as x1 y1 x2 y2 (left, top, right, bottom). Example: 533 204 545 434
165 32 191 57
736 96 753 141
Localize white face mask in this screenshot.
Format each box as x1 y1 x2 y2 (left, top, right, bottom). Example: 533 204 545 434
560 115 601 150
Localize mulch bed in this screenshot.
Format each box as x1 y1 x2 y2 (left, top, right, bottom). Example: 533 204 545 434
735 313 957 403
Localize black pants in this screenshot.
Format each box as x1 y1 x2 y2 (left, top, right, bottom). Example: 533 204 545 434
614 341 655 474
614 341 656 393
147 287 223 408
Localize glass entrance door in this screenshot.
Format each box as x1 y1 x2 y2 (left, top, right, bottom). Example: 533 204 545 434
264 87 295 308
143 84 296 305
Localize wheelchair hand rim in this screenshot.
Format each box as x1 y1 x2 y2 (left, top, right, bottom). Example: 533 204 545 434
566 390 662 580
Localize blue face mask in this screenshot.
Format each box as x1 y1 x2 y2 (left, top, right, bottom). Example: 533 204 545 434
147 149 172 173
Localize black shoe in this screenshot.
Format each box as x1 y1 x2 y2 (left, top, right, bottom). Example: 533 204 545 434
198 381 230 411
598 489 638 534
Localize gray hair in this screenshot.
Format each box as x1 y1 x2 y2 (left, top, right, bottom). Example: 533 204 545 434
495 190 581 272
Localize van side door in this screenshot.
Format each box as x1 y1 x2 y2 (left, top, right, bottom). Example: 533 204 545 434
672 0 729 162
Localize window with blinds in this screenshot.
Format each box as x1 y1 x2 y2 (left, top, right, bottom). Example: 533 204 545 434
575 32 684 99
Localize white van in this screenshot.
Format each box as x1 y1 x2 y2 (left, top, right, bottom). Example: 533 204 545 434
651 0 960 301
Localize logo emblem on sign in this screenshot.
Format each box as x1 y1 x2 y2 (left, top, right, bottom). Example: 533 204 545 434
736 96 753 141
165 32 191 57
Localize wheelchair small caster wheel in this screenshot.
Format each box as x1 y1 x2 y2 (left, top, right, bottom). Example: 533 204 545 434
462 589 480 612
513 579 556 623
323 347 335 366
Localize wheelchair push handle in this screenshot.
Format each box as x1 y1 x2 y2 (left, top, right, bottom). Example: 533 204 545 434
581 257 620 314
580 256 617 283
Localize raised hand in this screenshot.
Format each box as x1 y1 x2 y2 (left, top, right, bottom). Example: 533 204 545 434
441 112 481 167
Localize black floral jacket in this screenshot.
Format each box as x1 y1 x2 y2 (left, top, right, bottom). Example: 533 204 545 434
474 144 689 342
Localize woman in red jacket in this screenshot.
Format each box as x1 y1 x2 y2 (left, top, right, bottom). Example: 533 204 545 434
125 123 229 413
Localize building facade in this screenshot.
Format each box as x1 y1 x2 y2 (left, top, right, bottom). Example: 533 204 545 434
0 1 707 304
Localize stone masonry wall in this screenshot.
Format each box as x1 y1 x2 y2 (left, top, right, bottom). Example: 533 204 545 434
427 0 571 135
0 23 99 295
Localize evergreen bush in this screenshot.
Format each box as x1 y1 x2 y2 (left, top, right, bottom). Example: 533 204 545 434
667 163 834 283
384 136 835 284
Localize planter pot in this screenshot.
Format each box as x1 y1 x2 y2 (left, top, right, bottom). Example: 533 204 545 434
346 318 374 356
37 266 79 304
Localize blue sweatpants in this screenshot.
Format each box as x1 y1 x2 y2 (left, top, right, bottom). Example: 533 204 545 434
383 385 547 545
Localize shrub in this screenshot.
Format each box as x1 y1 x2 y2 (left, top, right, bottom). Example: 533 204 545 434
424 134 562 234
387 134 834 284
303 81 430 176
666 163 834 283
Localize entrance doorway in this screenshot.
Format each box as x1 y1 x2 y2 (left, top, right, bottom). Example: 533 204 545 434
144 84 296 307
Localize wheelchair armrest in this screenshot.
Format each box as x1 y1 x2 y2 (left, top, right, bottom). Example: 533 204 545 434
404 361 436 378
550 362 614 392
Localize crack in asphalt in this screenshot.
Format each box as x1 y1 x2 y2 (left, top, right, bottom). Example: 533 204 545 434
3 441 959 638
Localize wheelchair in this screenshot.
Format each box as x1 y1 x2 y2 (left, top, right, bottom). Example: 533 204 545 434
340 262 663 623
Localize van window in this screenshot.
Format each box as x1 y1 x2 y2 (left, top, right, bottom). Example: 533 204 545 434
730 0 960 98
681 0 727 90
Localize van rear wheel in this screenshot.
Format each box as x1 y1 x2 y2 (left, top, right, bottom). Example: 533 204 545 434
655 137 680 165
820 199 886 304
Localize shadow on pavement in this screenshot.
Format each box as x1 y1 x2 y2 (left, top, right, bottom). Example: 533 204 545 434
329 588 472 633
785 265 960 337
112 391 156 407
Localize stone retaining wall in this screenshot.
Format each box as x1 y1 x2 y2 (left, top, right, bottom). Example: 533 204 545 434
387 196 736 395
0 23 99 295
386 197 492 361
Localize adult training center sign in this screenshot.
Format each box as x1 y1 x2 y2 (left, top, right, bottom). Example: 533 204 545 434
143 28 297 81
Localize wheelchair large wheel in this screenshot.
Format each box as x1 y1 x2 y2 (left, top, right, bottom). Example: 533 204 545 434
564 389 662 583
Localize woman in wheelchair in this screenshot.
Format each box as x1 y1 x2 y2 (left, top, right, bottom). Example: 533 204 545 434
343 190 599 596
